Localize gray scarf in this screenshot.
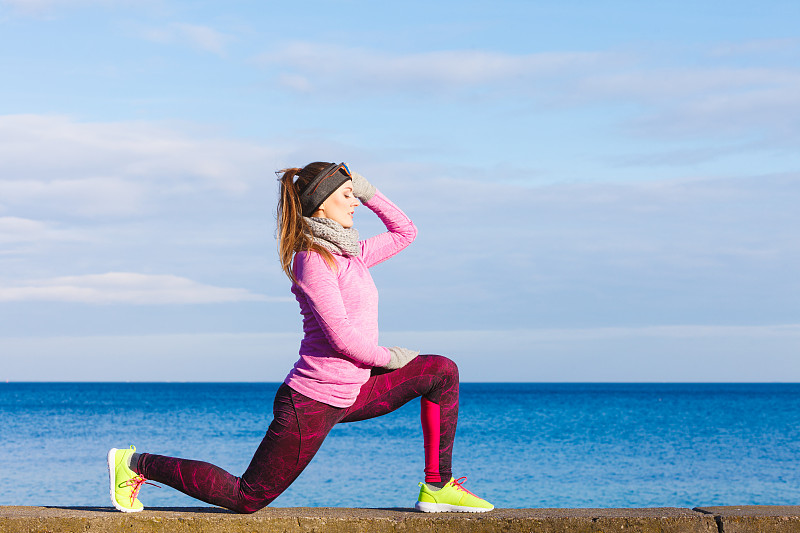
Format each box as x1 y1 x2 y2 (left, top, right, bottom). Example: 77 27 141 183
304 217 360 257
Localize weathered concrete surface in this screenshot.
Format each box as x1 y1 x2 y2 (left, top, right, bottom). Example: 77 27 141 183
0 506 718 533
6 506 800 533
695 506 800 533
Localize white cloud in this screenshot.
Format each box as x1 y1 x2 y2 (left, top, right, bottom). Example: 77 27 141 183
381 324 800 382
579 67 800 101
0 216 50 244
385 324 800 377
387 324 800 343
367 168 800 331
0 216 83 245
569 59 800 144
255 41 800 146
710 38 800 57
2 324 798 382
583 67 800 140
0 0 146 16
1 0 98 8
0 272 279 304
256 43 606 92
0 177 144 217
0 114 287 217
1 0 119 4
141 22 232 56
0 332 302 381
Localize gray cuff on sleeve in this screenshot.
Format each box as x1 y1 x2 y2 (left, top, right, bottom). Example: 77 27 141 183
384 346 420 370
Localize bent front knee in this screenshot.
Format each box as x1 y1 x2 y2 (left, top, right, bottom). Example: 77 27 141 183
422 354 459 382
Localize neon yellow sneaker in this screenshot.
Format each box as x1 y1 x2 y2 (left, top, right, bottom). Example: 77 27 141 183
107 446 151 512
415 476 494 513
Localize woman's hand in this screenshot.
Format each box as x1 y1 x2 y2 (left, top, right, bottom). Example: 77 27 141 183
351 171 376 202
384 346 420 369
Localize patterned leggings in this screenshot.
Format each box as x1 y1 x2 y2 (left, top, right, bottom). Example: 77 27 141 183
135 354 458 513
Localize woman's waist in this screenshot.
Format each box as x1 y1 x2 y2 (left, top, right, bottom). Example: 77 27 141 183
299 326 379 347
286 352 372 394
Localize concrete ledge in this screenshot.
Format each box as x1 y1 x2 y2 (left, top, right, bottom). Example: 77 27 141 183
0 506 722 533
2 506 799 533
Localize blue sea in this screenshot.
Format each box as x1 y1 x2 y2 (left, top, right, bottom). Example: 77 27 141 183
1 382 799 509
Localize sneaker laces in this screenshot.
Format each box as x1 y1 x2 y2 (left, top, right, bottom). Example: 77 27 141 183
451 476 477 497
121 475 159 506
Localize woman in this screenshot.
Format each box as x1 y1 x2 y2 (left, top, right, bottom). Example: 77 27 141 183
107 162 493 513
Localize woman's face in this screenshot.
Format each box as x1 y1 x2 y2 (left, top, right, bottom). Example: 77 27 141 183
314 179 359 228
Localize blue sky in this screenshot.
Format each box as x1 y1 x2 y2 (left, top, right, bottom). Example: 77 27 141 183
1 0 798 381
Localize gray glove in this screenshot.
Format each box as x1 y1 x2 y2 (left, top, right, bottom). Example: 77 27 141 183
384 346 420 370
351 171 376 203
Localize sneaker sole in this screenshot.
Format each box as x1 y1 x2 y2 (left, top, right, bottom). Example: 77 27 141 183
415 501 493 513
107 448 142 513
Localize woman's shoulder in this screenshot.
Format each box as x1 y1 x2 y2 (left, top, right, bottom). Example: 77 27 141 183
295 248 343 263
294 249 326 269
293 249 346 277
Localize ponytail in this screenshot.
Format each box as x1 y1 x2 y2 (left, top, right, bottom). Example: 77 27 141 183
277 164 337 282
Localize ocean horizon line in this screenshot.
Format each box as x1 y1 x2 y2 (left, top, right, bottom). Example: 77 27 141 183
4 380 800 385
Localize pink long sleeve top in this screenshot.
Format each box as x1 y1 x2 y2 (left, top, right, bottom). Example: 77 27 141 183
283 190 417 407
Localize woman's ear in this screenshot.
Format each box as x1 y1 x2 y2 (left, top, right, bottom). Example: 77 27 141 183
311 203 326 218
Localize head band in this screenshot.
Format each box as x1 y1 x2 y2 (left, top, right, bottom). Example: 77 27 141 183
299 163 352 217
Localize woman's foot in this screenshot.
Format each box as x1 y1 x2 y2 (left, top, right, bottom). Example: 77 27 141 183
415 476 494 512
107 445 150 512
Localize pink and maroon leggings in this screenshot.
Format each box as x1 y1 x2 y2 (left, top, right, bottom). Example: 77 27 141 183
135 354 458 513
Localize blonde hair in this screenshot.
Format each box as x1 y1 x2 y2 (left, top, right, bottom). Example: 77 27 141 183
276 163 337 282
